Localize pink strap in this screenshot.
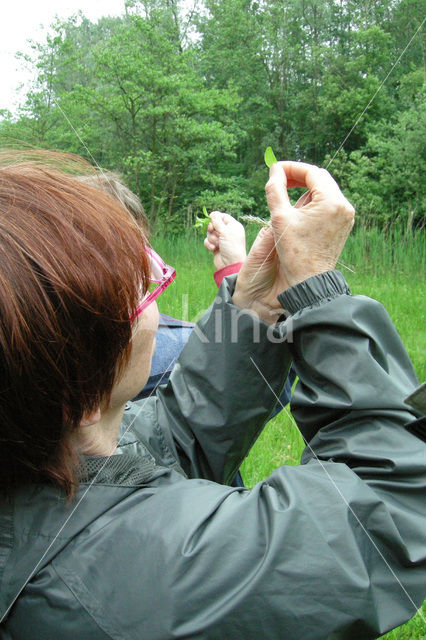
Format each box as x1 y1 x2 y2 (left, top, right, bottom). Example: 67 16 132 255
214 262 243 288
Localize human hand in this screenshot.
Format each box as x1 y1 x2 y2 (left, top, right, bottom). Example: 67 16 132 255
266 161 355 287
233 161 354 322
204 212 246 271
232 226 290 324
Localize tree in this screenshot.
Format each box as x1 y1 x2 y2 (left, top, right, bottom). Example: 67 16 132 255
1 0 423 231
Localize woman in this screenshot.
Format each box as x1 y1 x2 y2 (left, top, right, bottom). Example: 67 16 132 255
0 152 424 639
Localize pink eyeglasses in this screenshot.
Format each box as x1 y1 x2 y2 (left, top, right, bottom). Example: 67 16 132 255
130 247 176 320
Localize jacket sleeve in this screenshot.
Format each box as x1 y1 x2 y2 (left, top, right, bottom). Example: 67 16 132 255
148 275 293 483
146 270 424 638
22 271 425 640
278 271 424 497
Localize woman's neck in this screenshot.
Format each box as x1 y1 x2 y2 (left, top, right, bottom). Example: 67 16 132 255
73 403 126 457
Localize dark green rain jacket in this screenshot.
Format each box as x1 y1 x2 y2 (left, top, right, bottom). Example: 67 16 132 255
0 272 425 639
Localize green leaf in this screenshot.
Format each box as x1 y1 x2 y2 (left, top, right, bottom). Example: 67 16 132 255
193 206 210 232
264 146 277 168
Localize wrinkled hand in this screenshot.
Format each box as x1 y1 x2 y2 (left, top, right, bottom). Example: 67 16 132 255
204 212 246 271
233 161 355 323
266 162 355 286
232 226 290 324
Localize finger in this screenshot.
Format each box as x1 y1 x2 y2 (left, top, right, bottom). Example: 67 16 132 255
295 189 312 208
206 229 220 247
204 237 217 252
209 211 227 234
245 226 276 268
265 163 292 215
222 213 246 236
280 161 342 195
220 212 240 226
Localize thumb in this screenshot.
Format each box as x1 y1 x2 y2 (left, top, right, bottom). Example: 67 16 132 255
235 226 278 306
244 226 276 271
265 162 292 219
209 211 227 235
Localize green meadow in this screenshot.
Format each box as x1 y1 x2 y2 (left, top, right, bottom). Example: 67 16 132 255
154 227 425 639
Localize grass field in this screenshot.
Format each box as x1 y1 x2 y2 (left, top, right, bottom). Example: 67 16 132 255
153 227 426 639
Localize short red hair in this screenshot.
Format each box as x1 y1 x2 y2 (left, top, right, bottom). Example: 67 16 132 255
0 151 150 498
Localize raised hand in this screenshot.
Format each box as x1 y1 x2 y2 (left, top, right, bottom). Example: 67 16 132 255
204 212 247 271
233 161 355 324
265 162 355 286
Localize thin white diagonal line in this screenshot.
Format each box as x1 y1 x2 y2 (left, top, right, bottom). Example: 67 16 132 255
325 18 426 170
0 355 176 623
53 98 106 174
249 19 424 285
5 16 421 622
337 260 355 273
248 220 292 282
250 356 425 621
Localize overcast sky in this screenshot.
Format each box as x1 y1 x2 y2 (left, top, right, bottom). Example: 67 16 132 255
1 0 127 113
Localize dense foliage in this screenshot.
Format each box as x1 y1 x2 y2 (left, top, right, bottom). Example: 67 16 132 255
0 0 424 232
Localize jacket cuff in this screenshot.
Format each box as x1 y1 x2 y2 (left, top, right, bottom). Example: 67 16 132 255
278 270 350 315
214 262 243 288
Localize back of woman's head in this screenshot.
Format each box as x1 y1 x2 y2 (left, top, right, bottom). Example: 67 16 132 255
0 151 150 498
76 171 149 232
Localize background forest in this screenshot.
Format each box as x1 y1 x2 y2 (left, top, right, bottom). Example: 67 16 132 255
0 0 424 233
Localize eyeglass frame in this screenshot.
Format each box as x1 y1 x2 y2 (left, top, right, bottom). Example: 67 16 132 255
130 247 176 321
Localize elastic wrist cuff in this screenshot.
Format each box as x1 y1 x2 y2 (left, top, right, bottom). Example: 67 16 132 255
278 270 350 315
214 262 243 288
